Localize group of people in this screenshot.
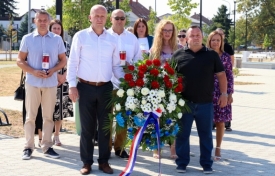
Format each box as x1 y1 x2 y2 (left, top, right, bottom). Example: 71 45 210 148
17 4 234 175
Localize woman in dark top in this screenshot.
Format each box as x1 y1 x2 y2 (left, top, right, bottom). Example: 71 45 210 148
133 18 154 54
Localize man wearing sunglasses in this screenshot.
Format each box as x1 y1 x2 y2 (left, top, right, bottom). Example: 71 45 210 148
178 29 187 47
108 9 142 159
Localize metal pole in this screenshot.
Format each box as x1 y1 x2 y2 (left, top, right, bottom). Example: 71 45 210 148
116 0 119 9
28 0 31 33
155 0 156 12
9 30 12 61
56 0 63 21
233 1 236 50
199 0 202 29
245 11 247 50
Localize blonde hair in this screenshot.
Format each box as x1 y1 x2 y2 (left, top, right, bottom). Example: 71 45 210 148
150 20 178 59
206 31 224 52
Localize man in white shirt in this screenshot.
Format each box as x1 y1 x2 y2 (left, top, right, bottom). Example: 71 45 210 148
67 5 124 175
108 9 142 159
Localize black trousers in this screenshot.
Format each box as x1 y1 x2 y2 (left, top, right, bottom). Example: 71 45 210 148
78 81 113 165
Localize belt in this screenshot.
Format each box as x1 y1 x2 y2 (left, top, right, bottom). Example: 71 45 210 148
79 78 107 86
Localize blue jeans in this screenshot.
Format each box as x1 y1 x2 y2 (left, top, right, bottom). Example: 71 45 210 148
176 102 214 169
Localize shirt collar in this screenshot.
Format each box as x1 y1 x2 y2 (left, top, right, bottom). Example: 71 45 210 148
33 30 53 37
184 44 208 52
88 26 107 35
109 27 127 35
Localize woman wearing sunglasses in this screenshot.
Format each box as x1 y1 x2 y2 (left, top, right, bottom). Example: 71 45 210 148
133 18 154 53
178 29 187 47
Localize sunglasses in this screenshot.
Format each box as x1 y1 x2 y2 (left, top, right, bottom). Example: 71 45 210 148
114 17 126 21
178 35 186 38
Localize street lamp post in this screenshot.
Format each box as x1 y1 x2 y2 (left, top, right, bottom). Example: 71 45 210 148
233 1 236 50
116 0 119 9
56 0 63 21
199 0 202 29
245 10 248 50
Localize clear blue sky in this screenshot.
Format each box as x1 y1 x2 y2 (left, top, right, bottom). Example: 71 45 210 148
15 0 243 20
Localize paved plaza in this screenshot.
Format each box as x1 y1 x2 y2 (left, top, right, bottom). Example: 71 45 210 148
0 68 275 176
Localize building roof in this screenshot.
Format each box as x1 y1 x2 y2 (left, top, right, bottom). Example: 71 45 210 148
129 0 151 21
190 12 212 26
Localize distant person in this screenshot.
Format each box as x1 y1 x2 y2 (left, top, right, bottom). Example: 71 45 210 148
126 26 134 33
178 29 187 47
67 5 124 175
207 30 234 161
216 28 234 131
173 26 227 174
133 18 154 53
108 9 142 159
17 10 67 160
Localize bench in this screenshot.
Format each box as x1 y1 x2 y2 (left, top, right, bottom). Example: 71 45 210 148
0 108 11 126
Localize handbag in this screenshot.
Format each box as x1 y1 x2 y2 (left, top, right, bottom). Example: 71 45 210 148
14 70 25 101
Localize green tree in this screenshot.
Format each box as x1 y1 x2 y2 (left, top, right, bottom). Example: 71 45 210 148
147 10 157 35
18 14 34 40
166 0 198 30
211 5 232 39
263 34 272 51
0 0 18 17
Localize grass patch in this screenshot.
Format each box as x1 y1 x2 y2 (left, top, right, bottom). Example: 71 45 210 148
234 81 263 85
0 109 76 138
0 66 21 96
0 61 17 65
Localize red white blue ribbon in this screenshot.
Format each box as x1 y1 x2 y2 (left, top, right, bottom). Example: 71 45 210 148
120 108 162 176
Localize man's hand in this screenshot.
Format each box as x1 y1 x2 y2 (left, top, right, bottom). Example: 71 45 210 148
57 74 66 86
32 70 48 78
69 87 79 102
228 94 233 104
217 95 227 108
46 68 56 77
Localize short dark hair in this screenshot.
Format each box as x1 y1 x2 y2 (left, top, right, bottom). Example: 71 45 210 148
133 18 149 38
49 19 64 41
35 10 50 20
186 25 203 36
180 29 187 33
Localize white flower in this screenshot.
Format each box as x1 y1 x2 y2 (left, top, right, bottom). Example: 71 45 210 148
178 99 185 106
149 90 157 96
127 89 134 96
115 103 121 111
178 113 183 119
152 104 158 111
169 93 177 102
158 104 165 112
116 89 125 97
141 87 150 96
157 90 165 98
142 100 147 105
166 102 176 113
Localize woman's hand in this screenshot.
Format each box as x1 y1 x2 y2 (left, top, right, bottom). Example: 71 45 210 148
228 94 233 104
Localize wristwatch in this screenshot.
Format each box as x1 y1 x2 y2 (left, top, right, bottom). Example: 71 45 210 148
221 92 228 97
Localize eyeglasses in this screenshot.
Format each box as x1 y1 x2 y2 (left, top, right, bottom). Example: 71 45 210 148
178 35 186 38
162 29 173 33
114 17 126 21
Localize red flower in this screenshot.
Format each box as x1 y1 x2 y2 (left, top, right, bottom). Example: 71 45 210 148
165 81 173 89
163 62 170 70
138 71 145 78
146 60 153 66
174 83 183 93
136 79 144 87
128 65 135 71
150 68 159 77
164 75 170 82
151 81 160 89
177 77 183 83
167 67 175 75
128 80 135 87
124 73 133 81
152 59 161 67
138 65 148 72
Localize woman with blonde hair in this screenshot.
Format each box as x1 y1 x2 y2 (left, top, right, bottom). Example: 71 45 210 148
149 19 182 159
150 19 181 63
206 31 234 161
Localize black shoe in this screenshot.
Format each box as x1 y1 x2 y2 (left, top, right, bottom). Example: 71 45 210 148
115 150 129 159
44 147 60 159
22 148 32 160
225 127 232 131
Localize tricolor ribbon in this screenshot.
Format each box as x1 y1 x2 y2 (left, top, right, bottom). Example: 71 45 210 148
120 108 162 176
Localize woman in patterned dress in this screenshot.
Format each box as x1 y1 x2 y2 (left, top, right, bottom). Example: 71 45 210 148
49 20 73 146
150 19 182 159
207 31 234 161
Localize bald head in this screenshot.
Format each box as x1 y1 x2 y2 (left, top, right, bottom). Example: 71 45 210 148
111 9 125 17
90 5 107 15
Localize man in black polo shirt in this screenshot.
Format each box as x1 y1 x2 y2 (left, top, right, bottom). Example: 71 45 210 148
216 28 234 131
173 26 228 174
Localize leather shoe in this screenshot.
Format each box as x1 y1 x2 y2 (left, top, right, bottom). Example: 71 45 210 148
99 163 113 174
115 150 129 159
80 164 91 175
